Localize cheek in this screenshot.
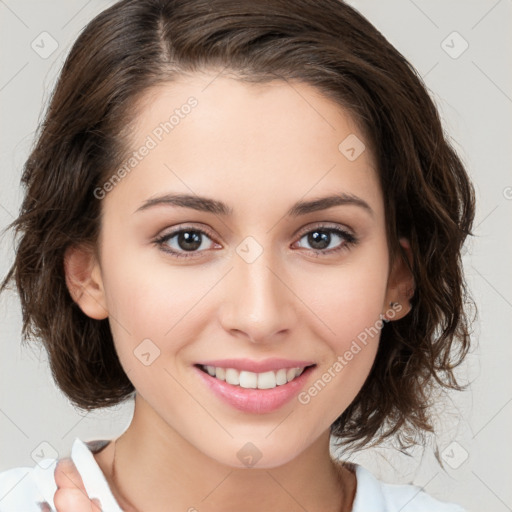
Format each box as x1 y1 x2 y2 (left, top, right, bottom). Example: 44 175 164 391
100 245 216 367
291 248 388 418
296 280 384 431
297 249 389 351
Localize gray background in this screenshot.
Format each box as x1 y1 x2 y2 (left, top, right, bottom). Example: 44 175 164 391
1 1 511 511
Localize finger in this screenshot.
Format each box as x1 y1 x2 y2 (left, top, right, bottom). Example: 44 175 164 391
54 458 86 492
54 458 103 511
92 498 103 510
54 487 102 512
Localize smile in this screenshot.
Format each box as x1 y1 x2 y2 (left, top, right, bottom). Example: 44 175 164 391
194 363 317 414
197 364 312 390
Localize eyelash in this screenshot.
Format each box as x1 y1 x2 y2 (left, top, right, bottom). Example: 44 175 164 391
153 224 358 259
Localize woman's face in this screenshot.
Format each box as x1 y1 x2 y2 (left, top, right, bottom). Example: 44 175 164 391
72 72 411 468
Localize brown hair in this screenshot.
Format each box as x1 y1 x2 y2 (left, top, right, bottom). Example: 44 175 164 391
1 0 475 452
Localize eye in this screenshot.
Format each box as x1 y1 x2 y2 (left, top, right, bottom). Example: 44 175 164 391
294 225 358 255
154 223 358 260
154 226 219 259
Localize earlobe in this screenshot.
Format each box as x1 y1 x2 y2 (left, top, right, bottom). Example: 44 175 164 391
63 245 108 320
383 237 415 321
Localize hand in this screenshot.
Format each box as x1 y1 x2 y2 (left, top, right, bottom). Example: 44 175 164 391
54 458 103 511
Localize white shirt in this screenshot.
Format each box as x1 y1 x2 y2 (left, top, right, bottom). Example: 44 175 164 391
0 438 467 512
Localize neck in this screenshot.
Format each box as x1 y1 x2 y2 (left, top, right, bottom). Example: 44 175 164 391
96 395 356 512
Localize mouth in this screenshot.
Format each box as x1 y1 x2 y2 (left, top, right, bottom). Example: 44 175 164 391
193 362 317 414
194 363 317 390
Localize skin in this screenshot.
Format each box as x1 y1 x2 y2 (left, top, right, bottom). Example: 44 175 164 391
59 72 414 512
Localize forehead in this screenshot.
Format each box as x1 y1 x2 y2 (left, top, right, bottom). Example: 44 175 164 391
107 72 383 219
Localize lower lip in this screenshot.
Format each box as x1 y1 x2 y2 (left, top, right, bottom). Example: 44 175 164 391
194 365 315 414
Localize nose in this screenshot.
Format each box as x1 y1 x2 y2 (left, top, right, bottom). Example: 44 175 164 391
218 241 297 344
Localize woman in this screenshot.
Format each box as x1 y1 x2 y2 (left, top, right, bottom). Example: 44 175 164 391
0 1 474 510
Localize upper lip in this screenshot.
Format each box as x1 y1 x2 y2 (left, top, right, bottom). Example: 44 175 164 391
195 358 316 373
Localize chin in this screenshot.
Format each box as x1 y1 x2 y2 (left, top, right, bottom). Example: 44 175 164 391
205 438 306 470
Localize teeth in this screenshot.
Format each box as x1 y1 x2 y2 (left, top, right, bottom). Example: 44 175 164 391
202 365 308 389
215 367 226 381
239 370 258 388
255 370 275 390
276 368 287 385
225 368 240 385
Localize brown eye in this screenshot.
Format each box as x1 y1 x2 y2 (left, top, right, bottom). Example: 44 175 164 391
154 227 218 259
295 226 357 255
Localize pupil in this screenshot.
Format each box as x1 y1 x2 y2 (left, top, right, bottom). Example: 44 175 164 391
309 230 330 250
178 231 201 251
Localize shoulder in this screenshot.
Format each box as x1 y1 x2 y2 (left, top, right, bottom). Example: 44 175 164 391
0 438 114 512
0 462 56 512
351 464 467 512
379 480 468 512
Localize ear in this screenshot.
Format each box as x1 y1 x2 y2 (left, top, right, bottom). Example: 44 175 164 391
63 244 108 320
382 237 415 321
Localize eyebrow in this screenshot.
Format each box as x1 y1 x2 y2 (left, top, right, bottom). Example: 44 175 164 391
135 192 373 217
